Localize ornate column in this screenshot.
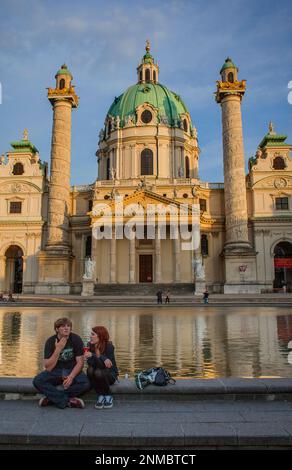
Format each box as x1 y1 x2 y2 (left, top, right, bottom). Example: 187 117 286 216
155 225 162 283
129 236 136 283
36 65 78 294
46 70 78 251
72 188 77 215
131 145 136 178
216 59 251 252
21 255 28 288
0 255 6 292
174 228 181 282
181 146 184 176
174 145 179 178
116 126 121 179
110 227 117 283
216 58 259 293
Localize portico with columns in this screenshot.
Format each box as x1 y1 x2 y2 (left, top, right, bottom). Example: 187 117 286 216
90 189 200 285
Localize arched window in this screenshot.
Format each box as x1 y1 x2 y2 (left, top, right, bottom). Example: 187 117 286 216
227 72 234 83
139 70 143 82
273 241 292 289
145 69 151 83
106 158 110 180
59 78 65 89
153 70 156 82
141 148 153 175
273 156 285 170
185 156 190 178
107 120 112 136
183 119 188 132
12 162 24 175
85 235 92 257
201 234 209 256
88 200 93 212
5 245 23 293
199 198 207 212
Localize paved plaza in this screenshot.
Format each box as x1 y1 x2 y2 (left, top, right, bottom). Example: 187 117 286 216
1 378 292 449
1 398 292 449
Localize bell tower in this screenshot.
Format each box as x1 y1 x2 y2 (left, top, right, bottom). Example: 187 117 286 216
216 58 260 293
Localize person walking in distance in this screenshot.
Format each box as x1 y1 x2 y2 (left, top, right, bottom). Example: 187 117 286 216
165 290 170 304
203 290 209 305
156 289 163 304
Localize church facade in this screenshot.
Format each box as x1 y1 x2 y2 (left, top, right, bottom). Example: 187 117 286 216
1 43 292 295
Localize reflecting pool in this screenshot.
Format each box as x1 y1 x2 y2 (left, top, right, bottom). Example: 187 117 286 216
0 306 292 378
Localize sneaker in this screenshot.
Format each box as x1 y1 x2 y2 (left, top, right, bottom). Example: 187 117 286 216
68 397 85 409
39 396 53 407
94 395 105 409
103 395 113 409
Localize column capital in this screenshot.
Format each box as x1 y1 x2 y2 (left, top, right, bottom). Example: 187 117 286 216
215 80 246 104
47 88 79 108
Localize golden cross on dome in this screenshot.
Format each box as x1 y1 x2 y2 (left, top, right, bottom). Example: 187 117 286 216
146 39 150 52
23 129 28 141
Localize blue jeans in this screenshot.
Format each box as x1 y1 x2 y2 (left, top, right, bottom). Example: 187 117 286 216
33 369 90 409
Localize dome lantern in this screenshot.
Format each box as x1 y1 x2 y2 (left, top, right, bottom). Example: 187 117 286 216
137 40 159 84
220 57 238 83
55 63 73 90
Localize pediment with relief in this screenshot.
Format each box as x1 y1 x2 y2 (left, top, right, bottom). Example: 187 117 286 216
91 189 215 224
252 175 292 189
0 181 41 194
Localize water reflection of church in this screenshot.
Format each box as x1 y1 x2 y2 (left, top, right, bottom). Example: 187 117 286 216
0 43 292 295
1 308 292 378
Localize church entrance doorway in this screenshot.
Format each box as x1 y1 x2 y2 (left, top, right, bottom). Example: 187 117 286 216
139 254 153 283
5 245 23 293
274 241 292 292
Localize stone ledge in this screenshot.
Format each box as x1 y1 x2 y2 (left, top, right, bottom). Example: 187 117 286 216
1 378 292 400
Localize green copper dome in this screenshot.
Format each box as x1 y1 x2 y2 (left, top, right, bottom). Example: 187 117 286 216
220 57 238 74
107 82 191 128
55 64 73 78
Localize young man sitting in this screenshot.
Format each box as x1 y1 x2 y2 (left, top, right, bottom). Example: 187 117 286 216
33 317 89 409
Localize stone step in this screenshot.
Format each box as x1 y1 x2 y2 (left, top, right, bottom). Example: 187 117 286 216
94 283 194 296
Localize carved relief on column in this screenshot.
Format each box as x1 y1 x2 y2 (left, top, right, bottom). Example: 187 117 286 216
221 95 249 246
47 99 73 249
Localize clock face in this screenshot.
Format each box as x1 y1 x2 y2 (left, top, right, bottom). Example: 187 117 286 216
141 109 153 124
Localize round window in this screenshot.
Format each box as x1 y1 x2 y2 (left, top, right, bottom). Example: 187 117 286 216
141 110 153 124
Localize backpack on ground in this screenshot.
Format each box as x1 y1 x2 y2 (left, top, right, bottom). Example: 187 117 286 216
135 367 176 390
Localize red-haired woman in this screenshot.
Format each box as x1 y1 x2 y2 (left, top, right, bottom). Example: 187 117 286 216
84 326 118 409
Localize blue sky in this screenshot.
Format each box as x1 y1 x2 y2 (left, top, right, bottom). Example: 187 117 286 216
0 0 291 185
